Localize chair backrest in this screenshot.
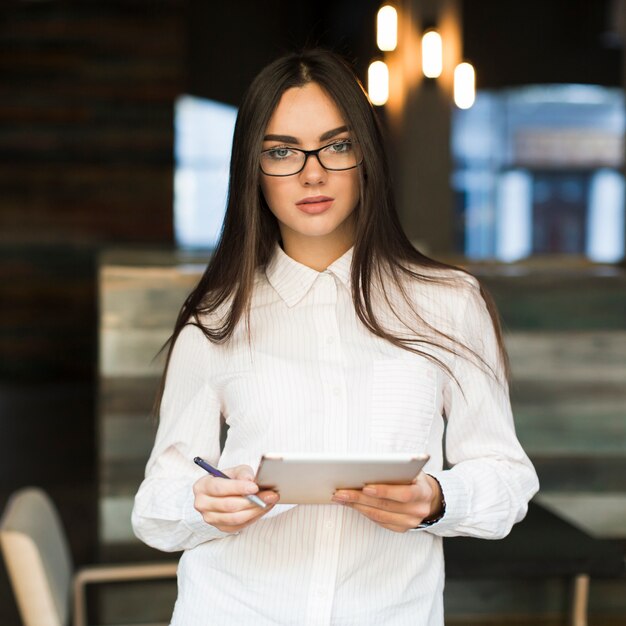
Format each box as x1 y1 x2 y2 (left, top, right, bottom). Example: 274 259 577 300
0 487 73 626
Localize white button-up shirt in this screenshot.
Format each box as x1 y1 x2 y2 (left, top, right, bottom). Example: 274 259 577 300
132 244 539 626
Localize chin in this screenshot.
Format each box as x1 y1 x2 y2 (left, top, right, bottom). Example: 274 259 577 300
297 224 346 238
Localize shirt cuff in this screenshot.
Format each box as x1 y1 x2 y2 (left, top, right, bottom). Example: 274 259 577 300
409 469 470 534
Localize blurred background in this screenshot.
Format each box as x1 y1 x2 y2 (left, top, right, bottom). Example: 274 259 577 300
0 0 624 624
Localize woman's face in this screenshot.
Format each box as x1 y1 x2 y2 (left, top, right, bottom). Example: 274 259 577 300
259 82 360 259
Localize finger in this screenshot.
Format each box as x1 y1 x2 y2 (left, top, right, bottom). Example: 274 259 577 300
348 502 422 530
332 492 396 511
334 489 431 522
200 493 279 530
332 489 413 511
198 475 260 498
227 464 256 481
258 490 280 506
204 505 264 529
199 489 279 516
204 494 263 514
360 482 425 504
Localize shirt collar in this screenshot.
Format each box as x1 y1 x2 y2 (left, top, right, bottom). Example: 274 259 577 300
265 243 353 307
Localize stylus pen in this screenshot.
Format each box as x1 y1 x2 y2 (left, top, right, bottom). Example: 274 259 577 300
193 456 267 509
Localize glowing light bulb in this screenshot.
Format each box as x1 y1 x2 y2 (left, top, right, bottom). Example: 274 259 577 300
421 30 442 78
368 60 389 106
377 5 398 51
454 62 475 109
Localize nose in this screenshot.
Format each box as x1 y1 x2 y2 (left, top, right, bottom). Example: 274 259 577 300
299 153 326 185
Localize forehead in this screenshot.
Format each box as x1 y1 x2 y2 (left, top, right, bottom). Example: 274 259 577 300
264 82 346 138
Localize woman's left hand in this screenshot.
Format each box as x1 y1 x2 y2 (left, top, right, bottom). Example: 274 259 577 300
331 472 443 533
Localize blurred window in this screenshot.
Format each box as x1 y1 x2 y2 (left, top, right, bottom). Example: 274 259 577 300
174 95 237 249
452 85 625 262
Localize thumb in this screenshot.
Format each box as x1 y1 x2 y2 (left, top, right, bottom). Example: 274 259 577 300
230 464 256 482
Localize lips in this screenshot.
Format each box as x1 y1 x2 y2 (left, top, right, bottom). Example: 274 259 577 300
296 195 334 205
295 195 334 214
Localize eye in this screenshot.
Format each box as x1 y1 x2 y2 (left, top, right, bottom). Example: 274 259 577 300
326 140 353 154
265 147 296 160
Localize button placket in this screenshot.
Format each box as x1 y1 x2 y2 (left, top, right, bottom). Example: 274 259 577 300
311 273 347 453
303 507 344 626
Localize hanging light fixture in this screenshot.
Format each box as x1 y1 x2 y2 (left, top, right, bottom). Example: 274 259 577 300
368 60 389 106
453 62 475 108
421 29 442 79
377 5 398 51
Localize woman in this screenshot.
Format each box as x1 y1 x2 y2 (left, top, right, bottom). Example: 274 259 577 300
132 48 539 625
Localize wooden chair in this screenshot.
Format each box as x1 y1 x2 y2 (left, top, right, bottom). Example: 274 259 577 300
0 487 178 626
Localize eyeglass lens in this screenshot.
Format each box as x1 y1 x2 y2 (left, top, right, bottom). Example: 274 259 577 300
261 141 361 176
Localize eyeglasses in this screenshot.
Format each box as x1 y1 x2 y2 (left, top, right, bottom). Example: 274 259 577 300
260 139 363 176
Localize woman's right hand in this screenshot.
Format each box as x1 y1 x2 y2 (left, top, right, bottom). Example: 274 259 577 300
193 465 279 533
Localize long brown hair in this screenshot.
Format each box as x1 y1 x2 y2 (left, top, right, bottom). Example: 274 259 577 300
155 48 509 415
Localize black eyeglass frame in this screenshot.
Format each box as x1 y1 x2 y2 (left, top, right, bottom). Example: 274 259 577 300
259 140 363 177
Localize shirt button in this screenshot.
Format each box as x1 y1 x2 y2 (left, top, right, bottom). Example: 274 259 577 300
326 336 335 345
324 521 334 529
332 387 340 396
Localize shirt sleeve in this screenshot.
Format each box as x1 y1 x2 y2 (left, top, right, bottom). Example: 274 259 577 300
132 324 230 552
422 276 539 539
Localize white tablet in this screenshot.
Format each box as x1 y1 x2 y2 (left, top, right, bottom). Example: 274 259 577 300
255 452 429 504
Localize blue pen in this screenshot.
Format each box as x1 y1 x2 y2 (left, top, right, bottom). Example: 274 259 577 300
193 456 267 509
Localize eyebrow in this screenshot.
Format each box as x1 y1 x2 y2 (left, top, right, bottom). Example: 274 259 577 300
263 125 349 144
